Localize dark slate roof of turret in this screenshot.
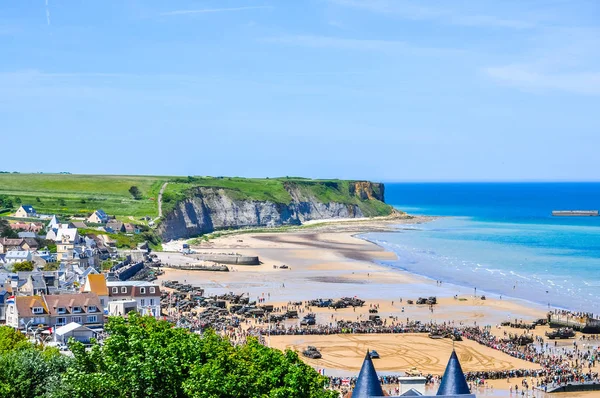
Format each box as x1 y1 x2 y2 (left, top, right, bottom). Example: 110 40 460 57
353 351 385 397
436 350 471 396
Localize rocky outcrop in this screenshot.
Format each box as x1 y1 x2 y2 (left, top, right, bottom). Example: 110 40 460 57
158 181 389 241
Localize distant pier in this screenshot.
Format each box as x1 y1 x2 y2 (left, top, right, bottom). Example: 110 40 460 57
552 210 599 217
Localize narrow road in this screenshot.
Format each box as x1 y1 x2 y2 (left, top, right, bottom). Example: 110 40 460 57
156 182 168 220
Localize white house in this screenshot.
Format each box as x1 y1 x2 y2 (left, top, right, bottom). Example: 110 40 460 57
54 322 96 344
14 205 37 218
5 250 33 264
106 281 161 318
87 210 108 224
54 228 80 262
46 215 60 232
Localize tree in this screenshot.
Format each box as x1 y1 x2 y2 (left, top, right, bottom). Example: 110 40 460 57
55 315 335 398
101 260 113 271
13 261 35 272
0 327 28 354
0 220 18 239
36 197 41 203
58 199 66 206
0 327 71 398
44 262 60 271
0 195 13 209
128 186 142 200
15 197 22 204
0 347 71 398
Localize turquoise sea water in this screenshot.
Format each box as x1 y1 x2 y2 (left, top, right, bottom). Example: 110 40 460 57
365 183 600 313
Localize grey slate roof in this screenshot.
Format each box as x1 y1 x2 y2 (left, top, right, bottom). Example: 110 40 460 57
400 388 423 396
30 274 47 290
436 351 471 396
353 352 385 397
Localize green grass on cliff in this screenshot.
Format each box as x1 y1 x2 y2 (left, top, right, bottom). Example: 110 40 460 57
0 174 164 217
162 177 392 217
0 174 392 219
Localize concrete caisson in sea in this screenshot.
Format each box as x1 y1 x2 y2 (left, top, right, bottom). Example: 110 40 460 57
551 210 598 217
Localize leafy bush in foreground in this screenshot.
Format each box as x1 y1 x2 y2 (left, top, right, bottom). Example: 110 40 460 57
0 315 335 398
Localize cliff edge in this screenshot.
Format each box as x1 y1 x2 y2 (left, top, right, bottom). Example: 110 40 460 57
157 179 392 241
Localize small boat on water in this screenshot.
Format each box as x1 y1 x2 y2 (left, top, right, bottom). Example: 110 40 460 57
552 210 599 217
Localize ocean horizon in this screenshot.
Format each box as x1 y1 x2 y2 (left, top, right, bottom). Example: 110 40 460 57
365 182 600 314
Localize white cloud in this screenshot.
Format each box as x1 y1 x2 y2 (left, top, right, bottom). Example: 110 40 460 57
484 64 600 95
161 6 271 16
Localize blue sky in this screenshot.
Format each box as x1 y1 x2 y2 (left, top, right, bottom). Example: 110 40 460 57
1 0 599 181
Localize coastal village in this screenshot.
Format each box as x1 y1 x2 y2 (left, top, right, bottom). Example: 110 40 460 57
0 204 162 341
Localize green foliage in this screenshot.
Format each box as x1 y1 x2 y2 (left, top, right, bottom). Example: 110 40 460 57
0 347 71 398
52 315 335 398
79 229 161 250
0 316 335 398
44 262 60 271
0 195 13 209
0 327 28 354
0 219 19 238
12 261 35 272
184 334 335 398
101 260 113 271
15 197 22 204
129 186 142 200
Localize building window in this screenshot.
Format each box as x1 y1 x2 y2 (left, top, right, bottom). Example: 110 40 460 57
121 287 127 293
72 316 82 323
56 317 67 326
57 307 66 314
140 299 146 306
87 315 97 323
72 306 82 313
88 306 98 313
32 307 44 314
112 287 118 293
150 299 154 306
100 298 105 306
150 287 156 294
9 307 13 314
140 287 146 294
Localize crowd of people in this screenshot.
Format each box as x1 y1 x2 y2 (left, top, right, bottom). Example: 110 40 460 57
461 325 599 390
163 293 600 392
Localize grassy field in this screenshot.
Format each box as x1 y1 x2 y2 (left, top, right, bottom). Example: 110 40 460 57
0 174 392 219
0 174 165 217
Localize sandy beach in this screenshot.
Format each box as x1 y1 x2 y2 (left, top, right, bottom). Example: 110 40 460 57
155 218 599 396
